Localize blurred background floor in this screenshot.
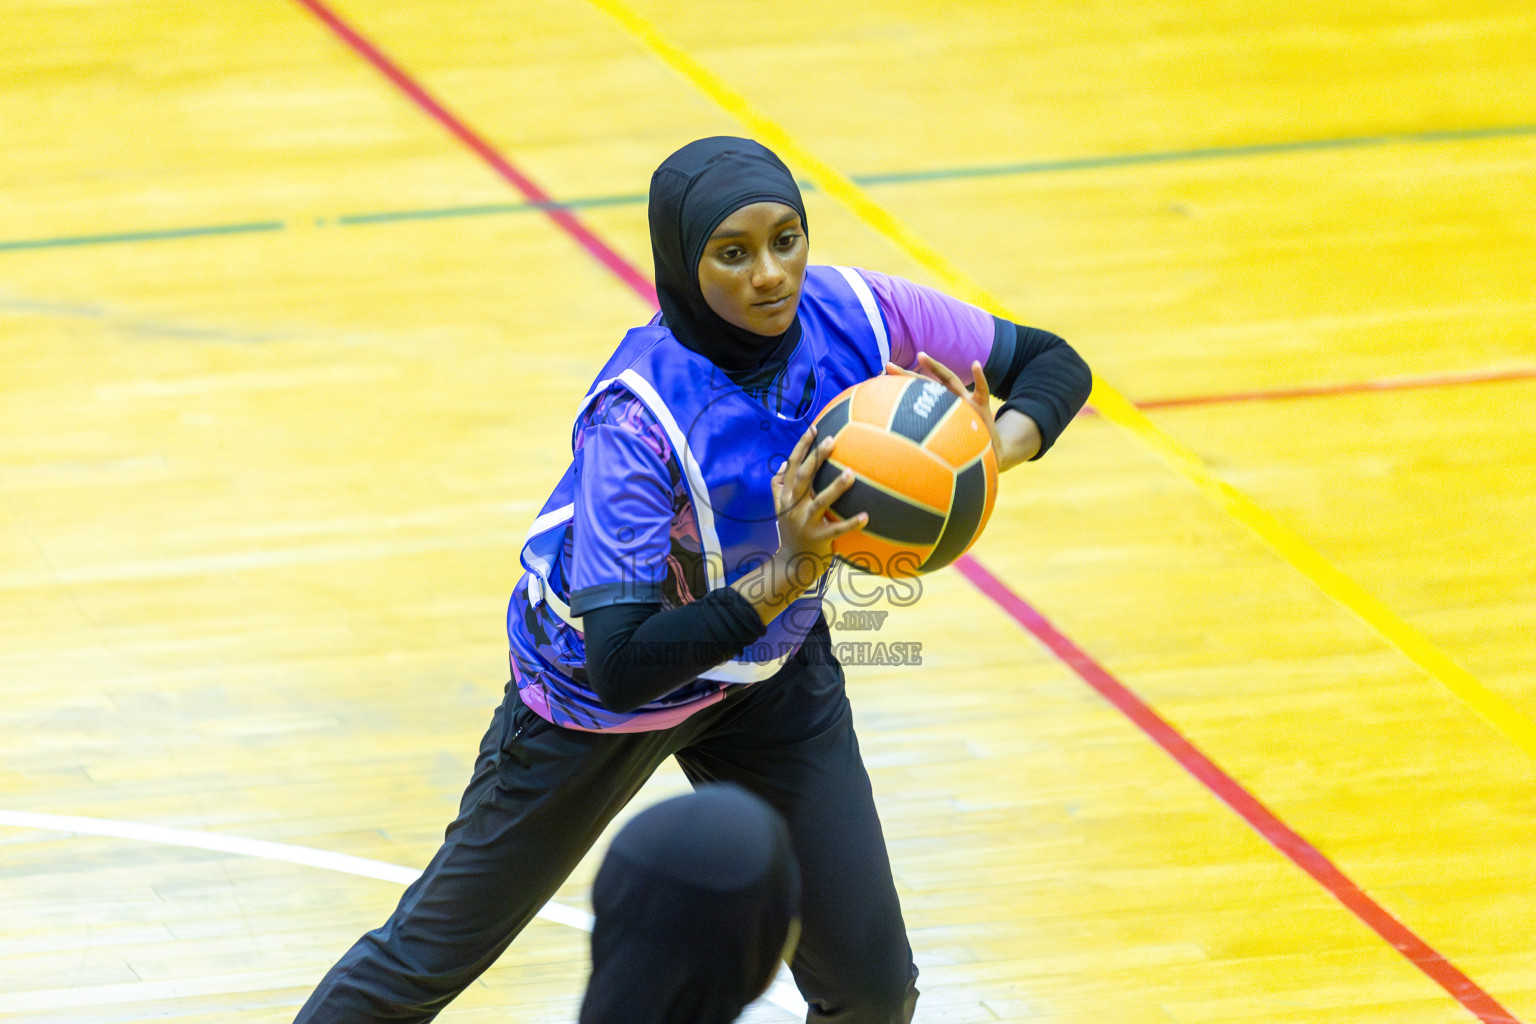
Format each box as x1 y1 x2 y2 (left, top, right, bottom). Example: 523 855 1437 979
2 1 1533 1021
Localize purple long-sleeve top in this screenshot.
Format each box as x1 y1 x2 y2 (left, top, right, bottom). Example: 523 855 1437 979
510 266 1091 727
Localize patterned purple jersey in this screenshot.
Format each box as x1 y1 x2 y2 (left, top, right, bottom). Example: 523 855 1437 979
509 268 995 731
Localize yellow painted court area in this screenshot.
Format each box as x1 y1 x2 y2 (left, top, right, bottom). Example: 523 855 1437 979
2 1 1534 1022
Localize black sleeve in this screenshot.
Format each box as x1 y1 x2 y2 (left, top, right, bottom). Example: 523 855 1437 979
583 588 768 713
980 317 1093 459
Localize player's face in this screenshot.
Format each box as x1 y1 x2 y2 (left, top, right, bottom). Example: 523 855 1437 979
697 201 807 337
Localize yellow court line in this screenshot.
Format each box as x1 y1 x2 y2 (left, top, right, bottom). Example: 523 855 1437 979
584 0 1536 760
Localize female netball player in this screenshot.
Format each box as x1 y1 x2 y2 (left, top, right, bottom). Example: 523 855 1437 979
579 783 801 1024
293 136 1092 1024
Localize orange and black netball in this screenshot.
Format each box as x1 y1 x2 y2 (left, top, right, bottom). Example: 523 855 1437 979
810 374 998 577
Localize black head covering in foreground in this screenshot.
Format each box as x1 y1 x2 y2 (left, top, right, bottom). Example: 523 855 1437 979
649 136 809 373
578 784 802 1024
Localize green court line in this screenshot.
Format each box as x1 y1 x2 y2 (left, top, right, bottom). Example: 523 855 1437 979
854 123 1536 185
5 123 1532 252
334 191 649 225
0 220 286 252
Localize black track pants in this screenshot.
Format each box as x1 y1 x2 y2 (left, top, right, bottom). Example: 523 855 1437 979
293 635 918 1023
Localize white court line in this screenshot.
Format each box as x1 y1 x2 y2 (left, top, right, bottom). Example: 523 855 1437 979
0 808 806 1017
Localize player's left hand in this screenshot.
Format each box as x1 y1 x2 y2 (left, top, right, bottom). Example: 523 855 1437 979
898 353 1004 458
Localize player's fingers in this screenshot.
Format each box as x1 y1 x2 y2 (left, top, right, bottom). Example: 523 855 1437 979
826 510 869 537
884 361 919 377
971 360 992 405
916 351 967 400
798 439 835 494
782 428 819 486
787 437 835 506
803 436 837 482
808 466 855 515
786 425 816 469
774 429 817 510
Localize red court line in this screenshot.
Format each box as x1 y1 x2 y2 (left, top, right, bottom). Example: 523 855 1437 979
290 4 1519 1018
1138 366 1536 410
291 0 658 308
955 553 1520 1024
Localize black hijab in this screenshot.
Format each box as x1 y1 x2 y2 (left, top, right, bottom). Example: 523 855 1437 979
578 784 801 1024
649 137 809 373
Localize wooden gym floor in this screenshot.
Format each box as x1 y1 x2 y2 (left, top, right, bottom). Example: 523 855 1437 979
2 1 1533 1021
